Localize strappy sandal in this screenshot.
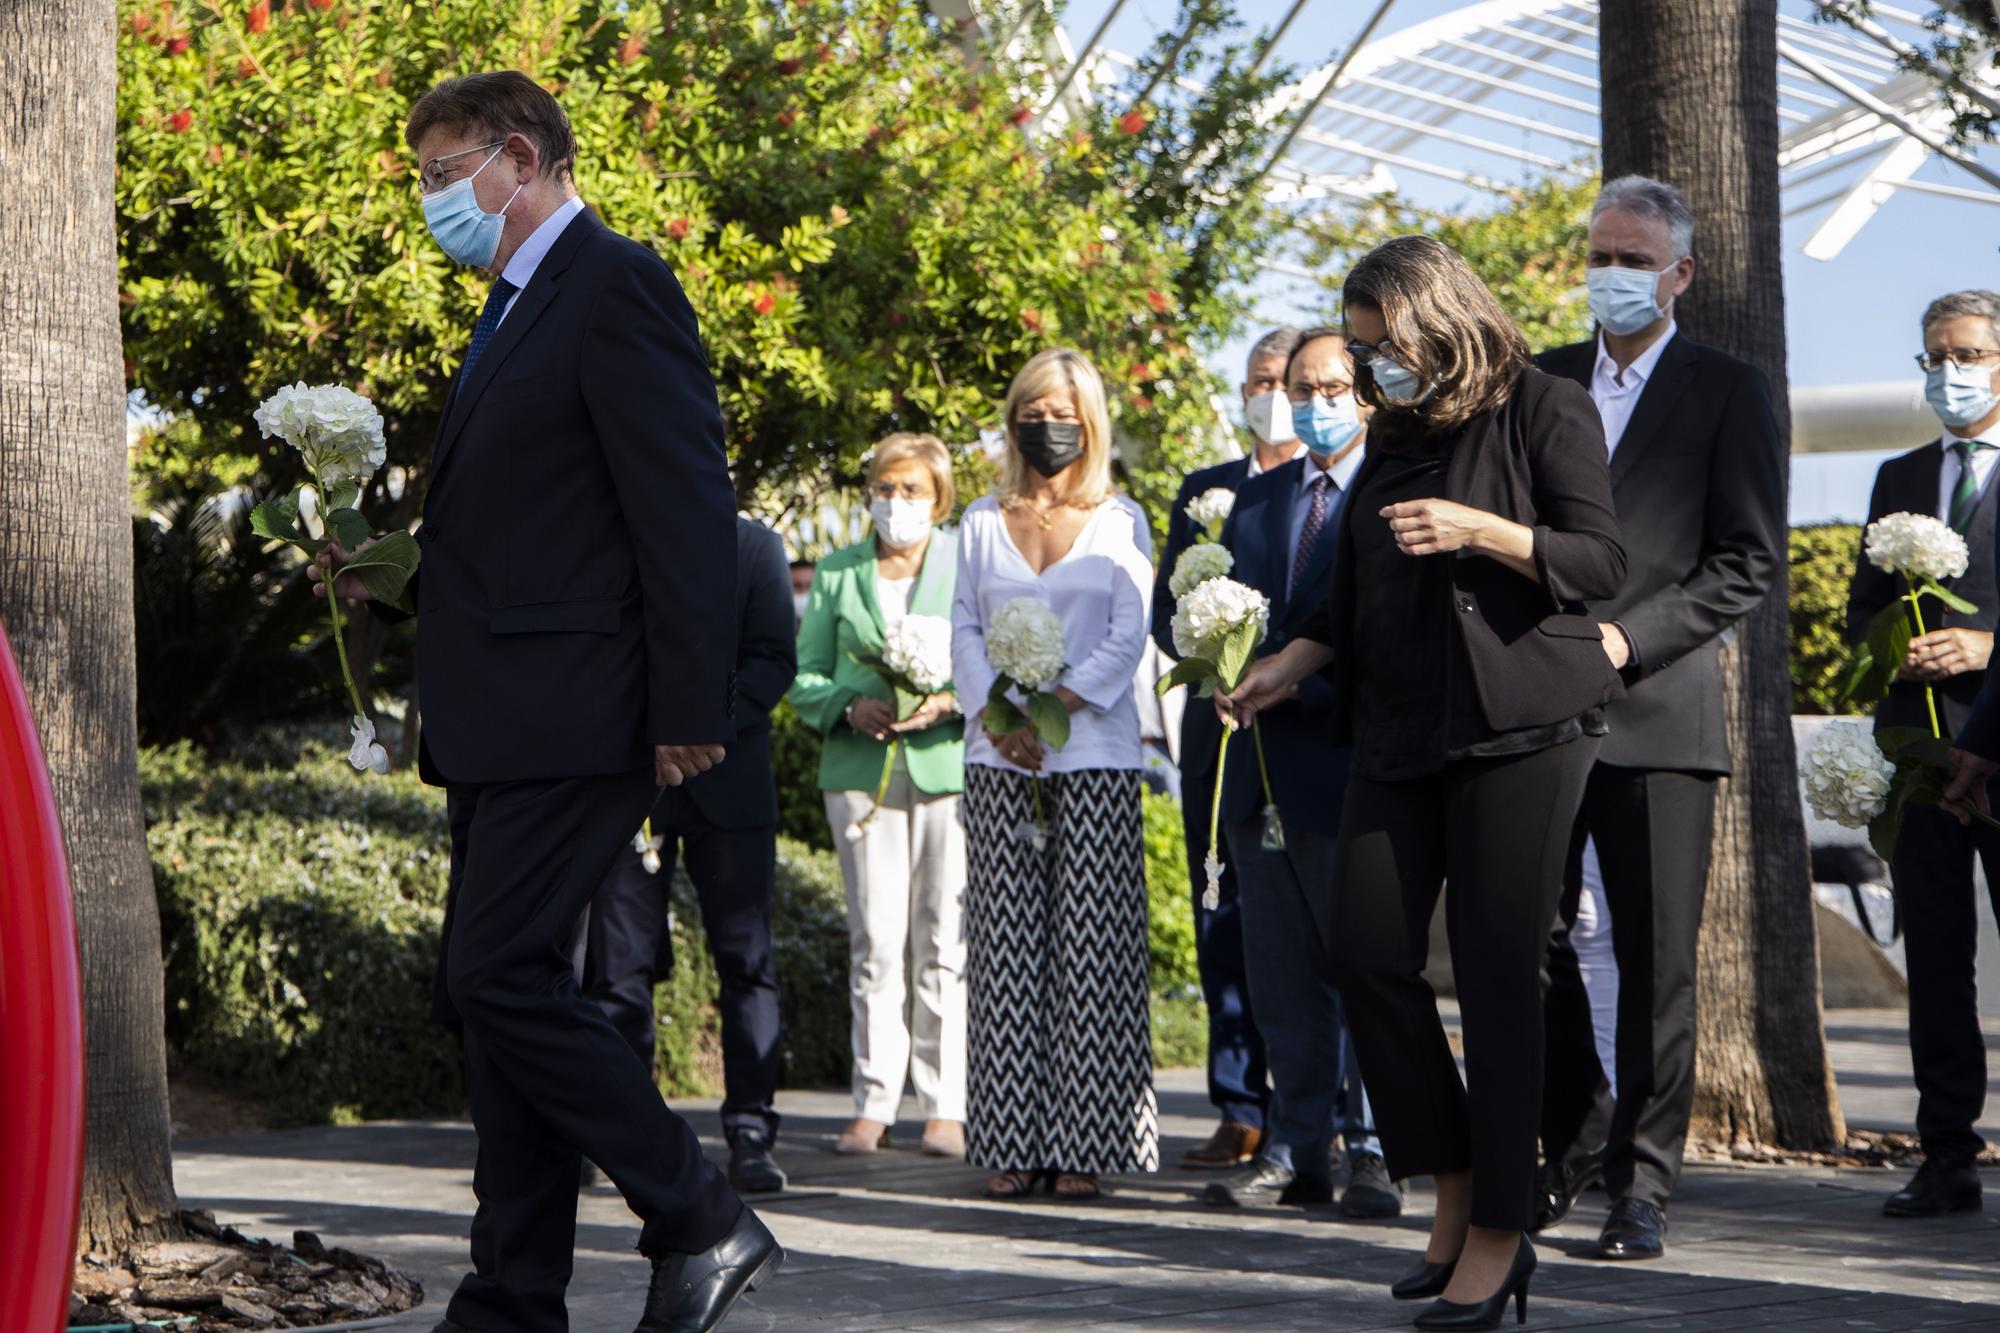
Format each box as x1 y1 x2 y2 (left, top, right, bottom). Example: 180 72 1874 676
984 1169 1045 1200
1052 1172 1100 1200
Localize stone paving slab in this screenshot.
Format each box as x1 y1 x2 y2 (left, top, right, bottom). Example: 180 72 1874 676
173 1010 2000 1330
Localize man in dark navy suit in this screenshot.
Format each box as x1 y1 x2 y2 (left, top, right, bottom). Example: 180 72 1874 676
1198 329 1397 1219
583 516 796 1197
1152 326 1306 1169
315 73 777 1333
1866 291 2000 1219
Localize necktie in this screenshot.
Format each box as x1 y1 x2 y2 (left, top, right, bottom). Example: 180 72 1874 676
462 276 519 380
1290 473 1333 599
1949 439 1994 533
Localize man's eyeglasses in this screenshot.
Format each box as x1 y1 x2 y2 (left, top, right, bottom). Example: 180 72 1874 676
418 141 503 195
868 481 936 502
1915 348 2000 372
1286 384 1353 406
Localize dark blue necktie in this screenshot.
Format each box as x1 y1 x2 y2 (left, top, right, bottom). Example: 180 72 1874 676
462 277 519 379
1290 473 1333 598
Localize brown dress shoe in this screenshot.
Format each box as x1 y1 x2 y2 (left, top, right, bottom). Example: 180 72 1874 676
1178 1122 1262 1169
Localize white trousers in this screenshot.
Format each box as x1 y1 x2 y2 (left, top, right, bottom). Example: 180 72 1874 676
1574 836 1620 1088
825 771 968 1124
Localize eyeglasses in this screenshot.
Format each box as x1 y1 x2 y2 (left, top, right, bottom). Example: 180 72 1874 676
1915 348 2000 372
1286 384 1353 406
418 141 503 195
868 481 936 502
1341 338 1401 368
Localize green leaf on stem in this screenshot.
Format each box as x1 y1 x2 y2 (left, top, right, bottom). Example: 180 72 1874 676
1027 690 1070 750
1844 601 1912 706
1156 656 1216 696
1867 803 1903 865
1923 579 1978 616
339 530 421 611
327 506 371 549
985 676 1028 736
248 498 306 548
323 478 361 513
1215 623 1260 692
893 684 926 719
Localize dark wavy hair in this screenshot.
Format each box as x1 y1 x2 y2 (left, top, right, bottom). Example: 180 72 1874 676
1342 236 1530 436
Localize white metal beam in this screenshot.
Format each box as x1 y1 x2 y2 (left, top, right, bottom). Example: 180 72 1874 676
1779 37 2000 192
1347 72 1598 144
1800 134 1932 259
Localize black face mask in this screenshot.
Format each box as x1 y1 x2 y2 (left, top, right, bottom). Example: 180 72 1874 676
1015 420 1084 477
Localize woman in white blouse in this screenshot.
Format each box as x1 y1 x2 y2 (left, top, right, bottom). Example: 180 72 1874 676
951 348 1158 1201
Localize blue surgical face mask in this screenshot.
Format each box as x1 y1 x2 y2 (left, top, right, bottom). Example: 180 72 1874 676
1926 360 2000 430
421 144 524 269
1586 262 1678 337
1369 355 1436 408
1291 392 1362 456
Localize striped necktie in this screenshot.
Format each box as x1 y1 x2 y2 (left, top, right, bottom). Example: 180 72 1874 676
462 276 519 380
1949 439 1995 533
1289 472 1333 598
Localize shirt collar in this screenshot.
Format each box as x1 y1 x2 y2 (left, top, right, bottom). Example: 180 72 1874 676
500 196 587 292
1593 320 1678 391
1942 423 2000 452
1302 441 1366 493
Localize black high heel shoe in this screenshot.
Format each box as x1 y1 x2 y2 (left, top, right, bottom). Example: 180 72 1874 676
1391 1258 1456 1301
1413 1237 1535 1330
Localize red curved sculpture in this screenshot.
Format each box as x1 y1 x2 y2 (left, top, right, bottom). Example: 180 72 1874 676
0 622 84 1332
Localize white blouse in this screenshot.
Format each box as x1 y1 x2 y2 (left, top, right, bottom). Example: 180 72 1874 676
951 494 1154 774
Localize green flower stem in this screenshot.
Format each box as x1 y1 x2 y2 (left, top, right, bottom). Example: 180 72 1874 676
318 470 368 723
1209 723 1233 871
1031 773 1045 832
1251 718 1277 811
1905 582 1941 740
852 738 900 836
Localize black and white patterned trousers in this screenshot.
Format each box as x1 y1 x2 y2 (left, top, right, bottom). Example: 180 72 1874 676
962 764 1159 1175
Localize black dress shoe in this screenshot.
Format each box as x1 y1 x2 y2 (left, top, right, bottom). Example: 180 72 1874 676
1595 1197 1666 1261
728 1137 787 1194
637 1205 783 1333
1201 1156 1330 1207
1884 1157 1983 1217
1391 1258 1455 1301
1414 1237 1535 1330
1339 1151 1403 1220
1530 1144 1606 1233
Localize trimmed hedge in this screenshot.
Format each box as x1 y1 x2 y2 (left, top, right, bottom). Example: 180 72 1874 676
1791 524 1865 716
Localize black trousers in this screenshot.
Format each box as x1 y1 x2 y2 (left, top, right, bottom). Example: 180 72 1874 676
1330 739 1597 1232
582 786 783 1145
1181 761 1270 1129
1541 764 1717 1208
1893 799 2000 1163
436 771 739 1333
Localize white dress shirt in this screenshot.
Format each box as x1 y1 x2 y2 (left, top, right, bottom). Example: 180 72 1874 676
1589 321 1678 455
1935 424 2000 522
497 196 587 323
951 495 1154 774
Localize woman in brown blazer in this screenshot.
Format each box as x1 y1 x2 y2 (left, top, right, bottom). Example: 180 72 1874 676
1221 236 1624 1331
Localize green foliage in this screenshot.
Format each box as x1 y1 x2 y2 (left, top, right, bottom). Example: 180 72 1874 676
146 725 849 1120
1300 174 1600 353
1142 788 1200 996
116 0 1286 531
1817 3 2000 145
770 697 836 852
1790 524 1866 715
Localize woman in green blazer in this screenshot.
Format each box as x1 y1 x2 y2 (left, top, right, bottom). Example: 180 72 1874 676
790 433 968 1161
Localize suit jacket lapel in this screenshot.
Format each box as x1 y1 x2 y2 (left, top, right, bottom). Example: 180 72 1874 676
431 210 603 482
1609 334 1698 486
855 544 886 643
1541 339 1595 391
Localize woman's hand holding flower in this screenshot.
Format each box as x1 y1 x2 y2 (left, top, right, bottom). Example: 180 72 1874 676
990 726 1046 772
849 696 898 741
888 693 956 734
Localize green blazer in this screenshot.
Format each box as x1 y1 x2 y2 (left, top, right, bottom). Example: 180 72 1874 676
789 529 965 795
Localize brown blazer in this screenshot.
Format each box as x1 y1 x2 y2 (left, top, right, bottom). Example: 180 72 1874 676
1298 365 1628 744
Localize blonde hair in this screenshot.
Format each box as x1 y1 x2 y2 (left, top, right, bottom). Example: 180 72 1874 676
997 348 1115 508
866 432 955 522
1343 235 1530 435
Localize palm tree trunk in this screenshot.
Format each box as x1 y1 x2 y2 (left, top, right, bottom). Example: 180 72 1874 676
0 0 181 1252
1597 0 1845 1150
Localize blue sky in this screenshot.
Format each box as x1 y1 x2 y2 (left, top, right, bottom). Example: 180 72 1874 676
1060 0 1998 521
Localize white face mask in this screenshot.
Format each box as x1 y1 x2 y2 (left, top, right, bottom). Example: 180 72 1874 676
1243 390 1297 446
792 590 811 621
870 497 934 550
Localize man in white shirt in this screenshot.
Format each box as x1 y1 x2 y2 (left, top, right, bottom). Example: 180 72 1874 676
1849 290 2000 1220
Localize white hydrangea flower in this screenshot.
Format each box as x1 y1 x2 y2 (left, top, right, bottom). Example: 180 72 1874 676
987 597 1067 690
882 614 954 694
346 715 390 776
1170 576 1270 660
255 382 388 485
1865 511 1969 583
1800 721 1896 829
1185 487 1235 532
1168 542 1234 598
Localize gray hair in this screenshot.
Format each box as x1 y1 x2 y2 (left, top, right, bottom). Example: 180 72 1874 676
1245 326 1305 377
1921 290 2000 344
1593 175 1694 260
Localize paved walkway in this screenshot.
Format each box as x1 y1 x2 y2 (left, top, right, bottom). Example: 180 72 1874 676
174 1009 2000 1331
